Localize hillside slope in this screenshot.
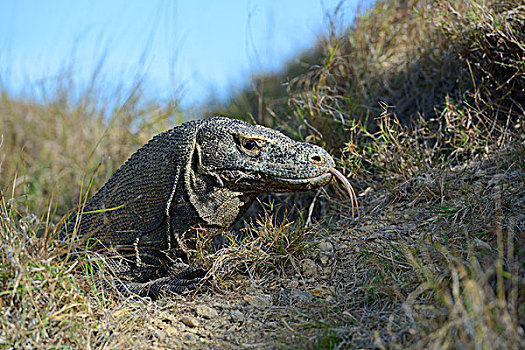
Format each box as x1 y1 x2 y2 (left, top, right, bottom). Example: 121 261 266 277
1 0 524 348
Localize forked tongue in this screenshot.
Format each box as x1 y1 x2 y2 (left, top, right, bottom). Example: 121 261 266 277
329 168 359 217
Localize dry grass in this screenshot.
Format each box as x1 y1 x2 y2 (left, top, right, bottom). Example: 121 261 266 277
206 204 318 280
1 0 524 348
1 190 135 347
267 144 524 349
0 73 182 215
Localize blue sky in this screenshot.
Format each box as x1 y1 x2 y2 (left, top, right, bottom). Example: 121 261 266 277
0 1 358 107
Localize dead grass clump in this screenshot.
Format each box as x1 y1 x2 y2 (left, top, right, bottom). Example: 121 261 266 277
206 205 317 284
436 0 525 117
0 184 188 347
395 144 525 349
404 224 525 349
1 189 100 346
288 0 450 142
288 0 523 156
0 73 181 216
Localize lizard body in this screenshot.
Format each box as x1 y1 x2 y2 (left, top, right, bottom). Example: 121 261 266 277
69 116 342 298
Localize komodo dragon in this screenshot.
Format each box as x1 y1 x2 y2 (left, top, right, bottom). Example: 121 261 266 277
67 116 357 298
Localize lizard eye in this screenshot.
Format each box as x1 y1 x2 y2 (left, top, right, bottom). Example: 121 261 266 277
240 137 266 156
243 140 257 150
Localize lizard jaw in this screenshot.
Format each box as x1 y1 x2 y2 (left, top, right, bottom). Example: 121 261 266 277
273 168 359 217
271 172 333 191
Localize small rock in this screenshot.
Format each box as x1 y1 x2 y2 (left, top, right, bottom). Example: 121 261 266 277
319 254 330 266
278 288 314 305
318 241 334 253
244 294 273 309
183 333 198 343
196 305 219 319
227 324 240 334
212 302 231 309
265 321 278 328
230 309 245 323
288 280 299 288
153 330 167 342
301 258 319 277
180 315 199 328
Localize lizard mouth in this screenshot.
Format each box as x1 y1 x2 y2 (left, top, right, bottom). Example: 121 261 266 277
272 168 359 217
272 171 333 189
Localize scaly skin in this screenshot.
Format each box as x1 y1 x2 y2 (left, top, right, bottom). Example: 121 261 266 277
69 116 337 298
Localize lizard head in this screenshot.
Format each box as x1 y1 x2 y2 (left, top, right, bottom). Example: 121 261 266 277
194 117 336 193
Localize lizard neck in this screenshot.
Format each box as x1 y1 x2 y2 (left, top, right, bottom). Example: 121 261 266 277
168 168 258 235
188 167 258 227
167 171 257 257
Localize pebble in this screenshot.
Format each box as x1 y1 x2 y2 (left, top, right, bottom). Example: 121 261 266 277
288 280 299 288
230 309 245 323
318 241 334 253
301 258 318 277
278 288 314 305
319 254 330 266
183 334 197 343
153 330 167 342
212 302 231 309
243 294 273 309
180 315 199 328
196 305 219 319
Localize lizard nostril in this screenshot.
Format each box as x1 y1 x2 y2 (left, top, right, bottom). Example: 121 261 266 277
311 155 322 163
